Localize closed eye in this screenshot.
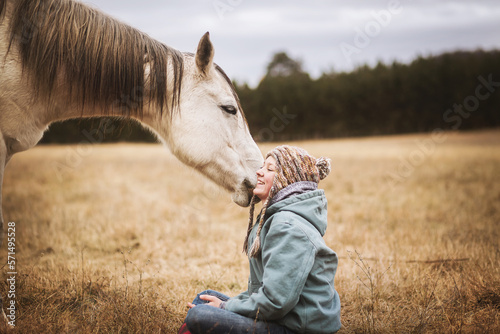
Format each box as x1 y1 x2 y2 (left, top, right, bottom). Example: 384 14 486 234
220 105 237 115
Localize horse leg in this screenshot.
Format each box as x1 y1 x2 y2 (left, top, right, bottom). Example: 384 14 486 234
0 134 13 330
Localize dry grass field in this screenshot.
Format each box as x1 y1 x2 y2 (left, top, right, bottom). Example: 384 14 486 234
1 129 499 333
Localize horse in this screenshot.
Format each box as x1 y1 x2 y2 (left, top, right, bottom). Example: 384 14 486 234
0 0 263 326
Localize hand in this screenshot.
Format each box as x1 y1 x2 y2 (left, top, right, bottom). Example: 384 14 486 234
187 295 223 309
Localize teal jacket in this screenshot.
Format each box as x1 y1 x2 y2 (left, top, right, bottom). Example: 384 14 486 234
225 189 341 333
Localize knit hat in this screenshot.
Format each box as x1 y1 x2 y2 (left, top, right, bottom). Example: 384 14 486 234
244 145 331 257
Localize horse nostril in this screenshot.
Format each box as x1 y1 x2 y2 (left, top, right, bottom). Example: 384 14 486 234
243 178 255 190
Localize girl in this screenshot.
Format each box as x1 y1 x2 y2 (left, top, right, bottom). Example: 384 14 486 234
179 145 341 334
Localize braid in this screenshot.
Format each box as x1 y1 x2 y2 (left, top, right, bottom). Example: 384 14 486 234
243 195 257 254
248 198 270 258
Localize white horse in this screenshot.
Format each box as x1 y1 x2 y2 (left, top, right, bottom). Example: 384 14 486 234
0 0 262 326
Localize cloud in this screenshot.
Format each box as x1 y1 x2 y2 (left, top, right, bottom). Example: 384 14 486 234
83 0 500 86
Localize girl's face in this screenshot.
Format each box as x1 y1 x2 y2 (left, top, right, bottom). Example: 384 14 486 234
253 156 276 202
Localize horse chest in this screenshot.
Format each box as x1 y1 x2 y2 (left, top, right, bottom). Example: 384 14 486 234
0 98 47 156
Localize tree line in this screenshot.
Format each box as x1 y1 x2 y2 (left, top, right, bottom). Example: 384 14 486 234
41 49 500 144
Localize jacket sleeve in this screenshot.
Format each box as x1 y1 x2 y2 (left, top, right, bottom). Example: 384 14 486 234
225 217 316 320
231 289 249 301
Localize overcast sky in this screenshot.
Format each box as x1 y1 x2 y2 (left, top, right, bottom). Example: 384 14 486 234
83 0 500 87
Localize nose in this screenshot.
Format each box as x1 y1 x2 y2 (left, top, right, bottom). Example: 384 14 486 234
256 168 264 177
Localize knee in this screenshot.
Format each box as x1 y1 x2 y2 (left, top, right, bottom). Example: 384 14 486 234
196 289 218 297
191 290 219 305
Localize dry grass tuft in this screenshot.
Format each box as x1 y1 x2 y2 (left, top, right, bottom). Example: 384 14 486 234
1 130 499 333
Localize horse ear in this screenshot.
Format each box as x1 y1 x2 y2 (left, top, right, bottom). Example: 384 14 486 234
195 32 214 76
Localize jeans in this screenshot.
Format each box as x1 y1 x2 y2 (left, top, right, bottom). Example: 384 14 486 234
184 290 295 334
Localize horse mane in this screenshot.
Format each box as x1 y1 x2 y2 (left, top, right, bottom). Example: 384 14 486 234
1 0 184 118
0 1 5 19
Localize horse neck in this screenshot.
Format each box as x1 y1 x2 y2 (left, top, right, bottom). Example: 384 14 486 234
41 61 181 142
42 93 172 143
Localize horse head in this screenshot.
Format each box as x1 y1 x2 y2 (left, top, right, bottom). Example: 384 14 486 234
163 33 263 207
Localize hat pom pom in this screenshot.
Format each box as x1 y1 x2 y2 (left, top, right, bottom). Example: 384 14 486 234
316 157 331 180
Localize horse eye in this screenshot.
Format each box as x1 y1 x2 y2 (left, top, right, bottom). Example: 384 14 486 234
220 105 237 115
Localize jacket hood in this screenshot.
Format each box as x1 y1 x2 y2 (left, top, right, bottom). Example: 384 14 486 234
265 189 328 236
